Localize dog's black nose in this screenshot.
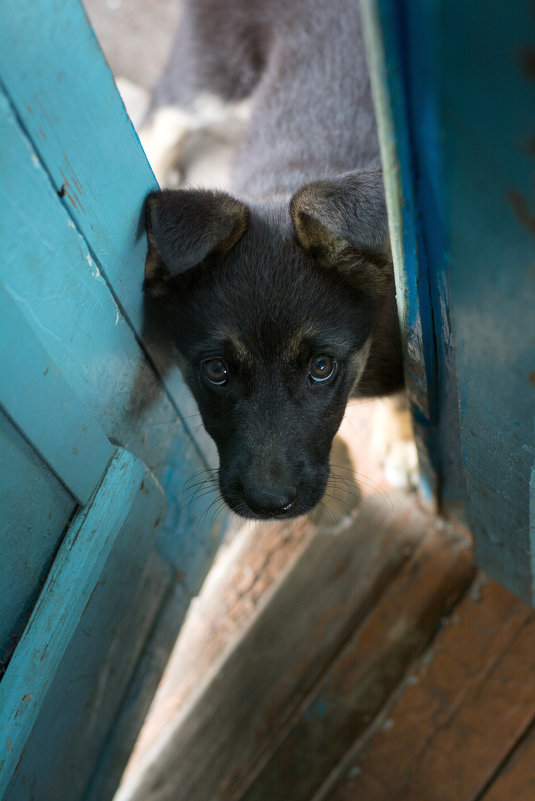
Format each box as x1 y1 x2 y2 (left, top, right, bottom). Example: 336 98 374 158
243 486 296 518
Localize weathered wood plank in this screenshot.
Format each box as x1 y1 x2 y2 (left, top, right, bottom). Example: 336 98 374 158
0 411 76 675
118 492 450 801
365 0 535 603
240 520 474 801
0 448 166 800
0 81 222 579
437 0 535 604
0 0 216 464
0 283 113 503
480 725 535 801
84 579 190 801
361 0 442 502
323 578 535 801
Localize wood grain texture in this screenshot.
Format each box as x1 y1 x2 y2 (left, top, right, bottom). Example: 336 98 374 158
365 0 535 602
438 0 535 604
361 0 449 504
1 4 230 799
480 725 535 801
0 0 216 466
0 82 222 580
0 282 113 503
240 519 474 801
119 492 461 801
0 411 76 675
85 578 191 801
0 448 166 800
324 578 535 801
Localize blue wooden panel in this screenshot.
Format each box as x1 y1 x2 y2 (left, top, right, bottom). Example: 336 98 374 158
0 0 216 466
0 411 76 674
0 84 226 579
361 1 437 501
0 285 113 503
0 447 167 800
361 0 465 508
364 0 535 603
438 0 535 602
0 3 234 795
84 578 189 801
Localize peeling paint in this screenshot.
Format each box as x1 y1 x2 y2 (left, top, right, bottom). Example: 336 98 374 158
86 252 104 283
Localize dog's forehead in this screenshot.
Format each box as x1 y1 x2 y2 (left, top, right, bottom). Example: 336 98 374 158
215 260 331 357
220 205 332 314
192 203 370 360
213 318 317 364
210 281 361 366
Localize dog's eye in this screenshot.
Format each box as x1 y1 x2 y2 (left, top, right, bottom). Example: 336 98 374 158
309 354 337 383
201 358 228 387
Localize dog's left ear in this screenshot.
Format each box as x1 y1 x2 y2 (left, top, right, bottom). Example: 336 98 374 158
144 189 249 296
290 171 391 291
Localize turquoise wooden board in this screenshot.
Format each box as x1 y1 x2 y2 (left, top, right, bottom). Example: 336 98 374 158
361 0 438 502
0 284 113 503
84 579 190 801
0 84 225 577
365 0 535 603
0 2 233 798
0 0 216 466
0 447 167 799
362 0 465 508
0 86 173 466
0 411 76 674
0 41 229 799
439 0 535 602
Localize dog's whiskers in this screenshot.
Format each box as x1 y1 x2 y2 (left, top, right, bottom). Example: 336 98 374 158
182 468 221 517
329 462 393 508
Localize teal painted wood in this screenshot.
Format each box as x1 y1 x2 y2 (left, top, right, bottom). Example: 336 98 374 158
365 0 535 604
532 467 535 590
362 0 465 509
439 0 535 603
0 0 216 468
0 83 226 580
0 284 113 503
0 411 76 675
0 447 167 800
85 579 190 801
361 0 438 502
1 5 232 795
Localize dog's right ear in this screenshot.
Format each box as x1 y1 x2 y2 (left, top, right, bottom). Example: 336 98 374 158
144 189 249 296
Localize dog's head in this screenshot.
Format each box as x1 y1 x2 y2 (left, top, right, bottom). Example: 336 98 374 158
143 171 395 519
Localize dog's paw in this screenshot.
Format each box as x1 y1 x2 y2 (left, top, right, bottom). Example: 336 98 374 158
372 394 419 492
139 96 250 188
139 106 191 186
382 437 419 490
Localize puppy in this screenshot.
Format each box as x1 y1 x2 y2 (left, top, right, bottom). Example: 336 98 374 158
142 0 404 520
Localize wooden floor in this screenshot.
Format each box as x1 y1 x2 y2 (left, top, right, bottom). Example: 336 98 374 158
115 402 535 801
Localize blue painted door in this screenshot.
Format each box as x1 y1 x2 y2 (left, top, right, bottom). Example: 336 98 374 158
363 0 535 604
0 2 227 799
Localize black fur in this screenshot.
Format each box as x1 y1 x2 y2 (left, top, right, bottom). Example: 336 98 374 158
143 0 403 520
